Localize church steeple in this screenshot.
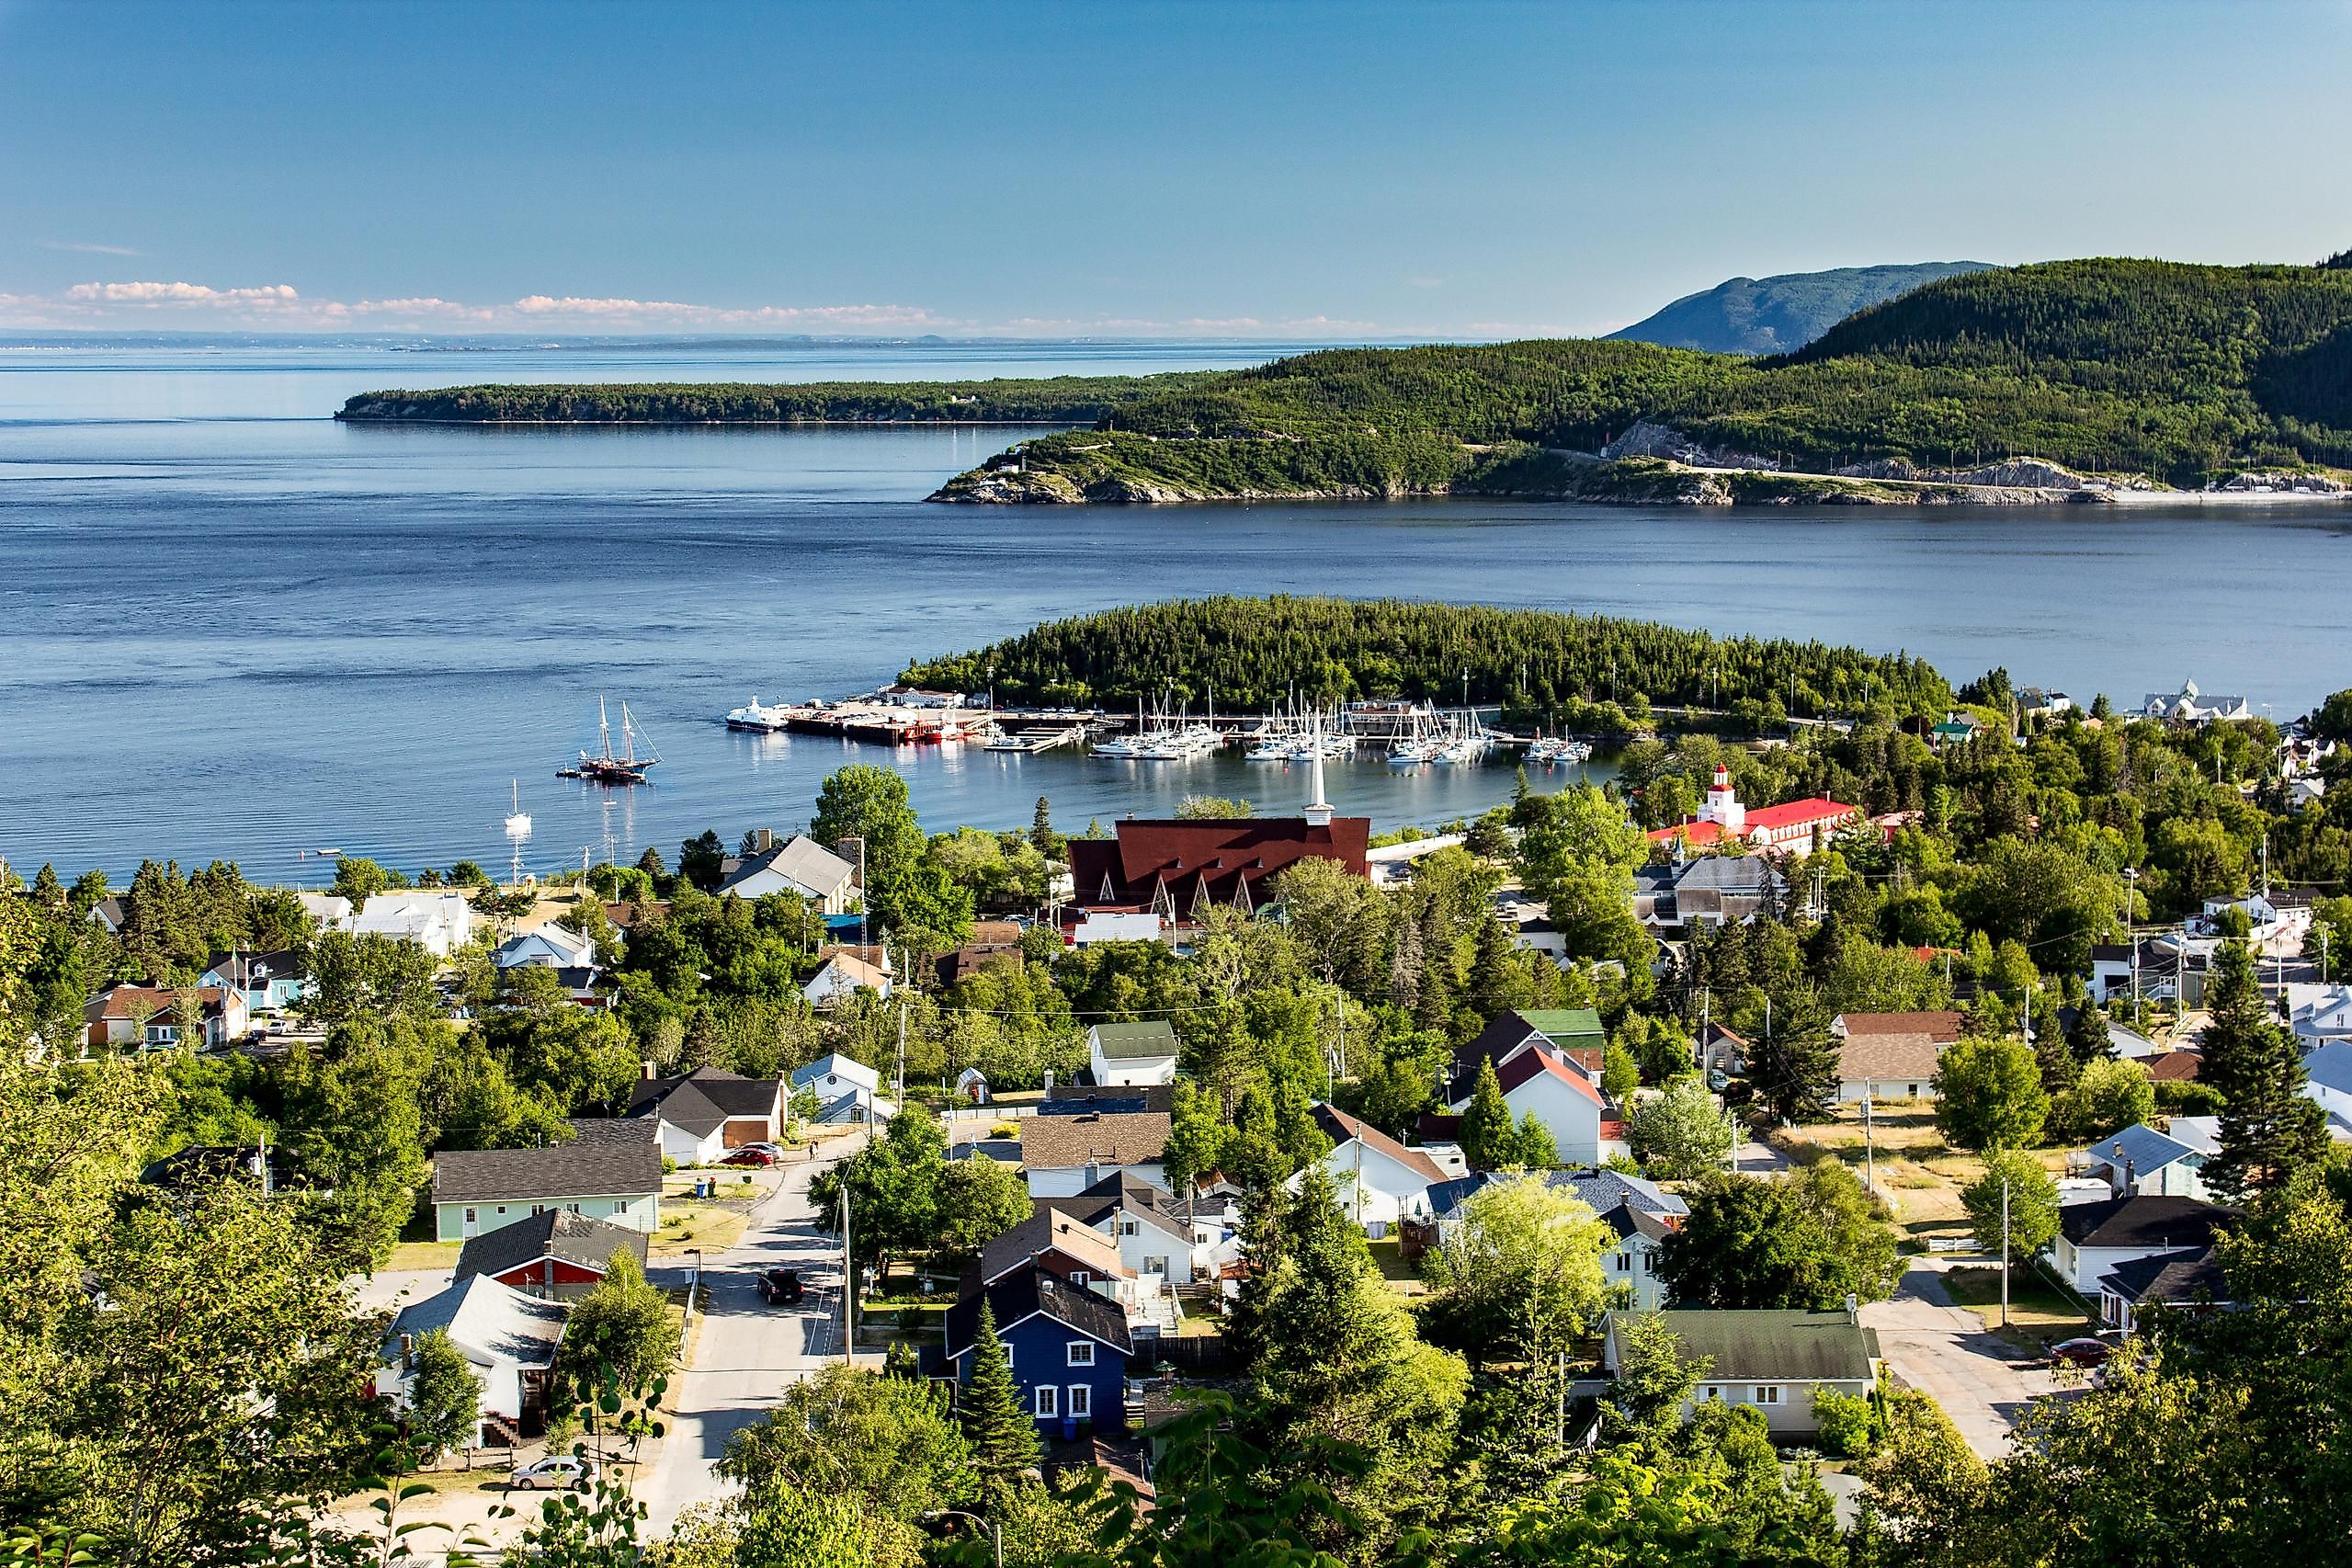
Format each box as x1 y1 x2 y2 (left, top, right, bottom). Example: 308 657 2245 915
1304 710 1334 827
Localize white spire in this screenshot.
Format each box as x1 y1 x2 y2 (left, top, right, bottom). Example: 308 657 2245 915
1305 710 1334 827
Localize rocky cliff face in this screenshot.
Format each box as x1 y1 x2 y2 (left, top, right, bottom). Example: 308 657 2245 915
1599 419 1781 472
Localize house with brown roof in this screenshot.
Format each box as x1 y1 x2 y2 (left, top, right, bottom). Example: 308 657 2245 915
1020 1111 1173 1198
1832 1010 1964 1102
83 983 250 1052
1303 1103 1446 1233
1066 814 1369 926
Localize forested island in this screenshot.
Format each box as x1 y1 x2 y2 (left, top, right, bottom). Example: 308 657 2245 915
899 596 1949 729
334 373 1210 426
339 256 2352 507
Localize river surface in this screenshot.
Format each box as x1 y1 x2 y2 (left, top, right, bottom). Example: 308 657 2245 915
4 341 2349 884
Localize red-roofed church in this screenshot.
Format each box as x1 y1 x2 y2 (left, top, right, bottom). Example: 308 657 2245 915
1647 764 1858 856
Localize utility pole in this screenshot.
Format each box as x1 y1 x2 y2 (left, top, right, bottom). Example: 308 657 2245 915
841 1184 855 1366
1863 1092 1876 1198
896 1000 908 1096
2000 1173 2011 1329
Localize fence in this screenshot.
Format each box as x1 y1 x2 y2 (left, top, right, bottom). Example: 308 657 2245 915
1131 1334 1234 1375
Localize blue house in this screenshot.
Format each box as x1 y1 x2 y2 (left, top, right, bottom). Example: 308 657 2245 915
943 1265 1133 1437
201 949 312 1013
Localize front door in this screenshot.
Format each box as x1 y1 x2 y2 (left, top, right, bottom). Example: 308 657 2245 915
461 1206 480 1238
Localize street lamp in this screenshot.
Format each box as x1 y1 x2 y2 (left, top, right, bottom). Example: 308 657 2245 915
923 1509 1004 1568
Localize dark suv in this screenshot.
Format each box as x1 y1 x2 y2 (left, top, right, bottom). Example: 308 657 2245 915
759 1267 804 1305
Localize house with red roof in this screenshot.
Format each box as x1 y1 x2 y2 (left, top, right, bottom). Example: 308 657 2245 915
1645 764 1859 857
1066 814 1370 926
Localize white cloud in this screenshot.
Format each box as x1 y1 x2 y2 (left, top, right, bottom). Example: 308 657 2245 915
42 240 142 256
65 280 304 306
0 278 1417 339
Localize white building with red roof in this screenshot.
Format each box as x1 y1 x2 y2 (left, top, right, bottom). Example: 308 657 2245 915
1646 765 1858 857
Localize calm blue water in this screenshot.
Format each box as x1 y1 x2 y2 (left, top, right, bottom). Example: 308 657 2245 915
4 341 2350 883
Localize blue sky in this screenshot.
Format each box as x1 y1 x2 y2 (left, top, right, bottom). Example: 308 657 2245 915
4 0 2348 338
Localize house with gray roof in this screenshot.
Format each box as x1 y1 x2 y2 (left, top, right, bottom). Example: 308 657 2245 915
1634 855 1781 933
2303 1040 2352 1123
2097 1244 2227 1333
716 831 858 912
628 1064 786 1164
381 1273 570 1445
455 1208 649 1301
2048 1193 2236 1296
432 1119 662 1241
2082 1119 2219 1202
1087 1020 1179 1086
1603 1309 1881 1437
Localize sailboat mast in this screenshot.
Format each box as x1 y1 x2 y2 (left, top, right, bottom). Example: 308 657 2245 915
597 695 612 761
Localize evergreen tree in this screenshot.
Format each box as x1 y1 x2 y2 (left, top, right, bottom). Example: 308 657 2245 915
1465 915 1529 1019
958 1301 1039 1482
1388 911 1425 1011
1744 987 1841 1123
2065 993 2114 1063
2200 941 2327 1201
2033 1005 2082 1098
1224 1179 1290 1371
1459 1058 1516 1171
1029 796 1055 858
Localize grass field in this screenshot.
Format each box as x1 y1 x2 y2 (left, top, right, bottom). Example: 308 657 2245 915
1778 1106 2072 1244
386 1240 463 1270
1944 1263 2096 1353
651 1201 747 1256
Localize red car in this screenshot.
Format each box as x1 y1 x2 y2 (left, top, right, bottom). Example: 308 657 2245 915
2049 1337 2113 1368
722 1147 777 1167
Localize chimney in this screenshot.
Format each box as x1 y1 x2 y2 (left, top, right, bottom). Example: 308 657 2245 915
2108 1141 2128 1198
1845 1292 1859 1324
1043 1069 1055 1096
642 1060 658 1082
754 827 775 853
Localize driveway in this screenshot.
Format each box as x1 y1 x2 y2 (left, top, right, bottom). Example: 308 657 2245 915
637 1132 867 1537
1861 1256 2057 1460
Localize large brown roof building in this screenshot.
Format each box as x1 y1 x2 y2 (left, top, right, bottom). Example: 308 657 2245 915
1068 816 1370 921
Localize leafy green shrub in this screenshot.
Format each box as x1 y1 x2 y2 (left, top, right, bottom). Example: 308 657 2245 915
1812 1383 1879 1458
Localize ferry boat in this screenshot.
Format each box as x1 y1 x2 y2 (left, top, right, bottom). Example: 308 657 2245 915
725 695 796 733
561 697 660 786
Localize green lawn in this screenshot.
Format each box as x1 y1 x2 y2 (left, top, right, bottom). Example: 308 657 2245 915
1943 1264 2096 1352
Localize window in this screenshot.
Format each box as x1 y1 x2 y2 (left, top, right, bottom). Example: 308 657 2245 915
1614 1252 1632 1273
1701 1385 1721 1402
1067 1340 1094 1367
1034 1386 1058 1419
1119 1220 1138 1236
1753 1385 1780 1405
532 1205 549 1216
1069 1270 1089 1286
1068 1383 1092 1419
568 1203 581 1214
1642 1253 1658 1276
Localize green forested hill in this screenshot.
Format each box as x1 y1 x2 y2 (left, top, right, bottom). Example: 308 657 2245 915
941 258 2352 498
337 257 2352 498
1605 261 1995 355
900 595 1950 721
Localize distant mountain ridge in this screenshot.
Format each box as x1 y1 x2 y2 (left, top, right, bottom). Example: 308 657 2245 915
1606 262 1998 355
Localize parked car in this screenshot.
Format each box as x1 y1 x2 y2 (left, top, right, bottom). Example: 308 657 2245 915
723 1147 777 1166
508 1455 598 1491
2049 1336 2113 1368
759 1267 804 1305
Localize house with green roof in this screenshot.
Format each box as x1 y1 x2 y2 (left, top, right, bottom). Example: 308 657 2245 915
1602 1309 1882 1437
1518 1008 1607 1055
1088 1019 1179 1087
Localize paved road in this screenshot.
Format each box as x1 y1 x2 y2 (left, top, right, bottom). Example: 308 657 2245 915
1862 1256 2058 1460
638 1135 865 1537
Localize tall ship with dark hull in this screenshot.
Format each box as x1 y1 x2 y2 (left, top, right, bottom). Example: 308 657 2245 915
560 696 660 786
